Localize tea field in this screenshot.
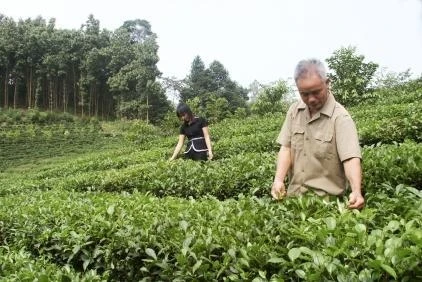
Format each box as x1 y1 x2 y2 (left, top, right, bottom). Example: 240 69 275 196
0 93 421 281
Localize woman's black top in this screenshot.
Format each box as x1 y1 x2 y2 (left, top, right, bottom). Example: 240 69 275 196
180 117 208 154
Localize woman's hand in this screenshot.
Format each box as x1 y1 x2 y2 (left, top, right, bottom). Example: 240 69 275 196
208 151 213 160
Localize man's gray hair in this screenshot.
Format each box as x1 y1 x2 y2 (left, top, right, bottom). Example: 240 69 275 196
294 59 327 82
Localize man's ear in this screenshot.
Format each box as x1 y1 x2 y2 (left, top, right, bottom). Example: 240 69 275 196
325 78 331 89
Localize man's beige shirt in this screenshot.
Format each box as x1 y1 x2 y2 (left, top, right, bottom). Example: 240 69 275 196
276 93 361 196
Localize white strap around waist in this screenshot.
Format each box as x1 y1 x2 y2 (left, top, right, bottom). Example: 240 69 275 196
189 137 204 141
185 137 208 153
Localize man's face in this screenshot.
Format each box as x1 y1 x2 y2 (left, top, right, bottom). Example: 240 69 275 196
296 74 329 114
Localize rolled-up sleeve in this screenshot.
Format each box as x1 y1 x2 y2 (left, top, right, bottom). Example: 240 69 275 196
276 106 294 147
335 114 361 162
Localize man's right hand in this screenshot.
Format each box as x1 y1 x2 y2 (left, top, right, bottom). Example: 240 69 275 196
271 179 286 200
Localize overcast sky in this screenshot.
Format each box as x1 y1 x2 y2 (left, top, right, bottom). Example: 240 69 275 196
2 0 422 87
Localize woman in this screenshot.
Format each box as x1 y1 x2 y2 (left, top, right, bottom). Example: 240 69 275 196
169 103 213 161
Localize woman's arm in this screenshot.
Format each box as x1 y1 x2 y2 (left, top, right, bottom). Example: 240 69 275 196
169 134 185 160
202 126 213 160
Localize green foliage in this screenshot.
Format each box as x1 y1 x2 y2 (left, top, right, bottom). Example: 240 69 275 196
0 189 420 280
250 80 291 115
0 108 76 125
0 117 115 172
373 68 412 90
8 140 419 199
114 81 171 123
117 100 148 119
185 96 205 117
180 56 248 113
14 152 273 199
117 119 162 143
0 15 164 120
363 141 422 189
158 109 180 136
180 56 206 101
326 46 378 106
368 75 422 106
352 101 422 145
0 78 421 280
204 93 231 123
185 93 232 124
233 107 248 119
210 113 281 141
0 246 106 281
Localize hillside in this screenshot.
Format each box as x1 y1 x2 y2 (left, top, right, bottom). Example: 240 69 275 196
0 88 421 280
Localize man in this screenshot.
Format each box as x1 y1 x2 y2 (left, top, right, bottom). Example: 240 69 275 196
271 59 364 209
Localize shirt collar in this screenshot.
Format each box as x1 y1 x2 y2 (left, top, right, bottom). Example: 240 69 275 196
185 116 199 125
296 92 336 118
320 92 336 117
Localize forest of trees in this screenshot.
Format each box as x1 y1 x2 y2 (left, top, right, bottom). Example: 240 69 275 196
2 13 417 125
0 14 256 124
0 14 171 123
180 56 248 111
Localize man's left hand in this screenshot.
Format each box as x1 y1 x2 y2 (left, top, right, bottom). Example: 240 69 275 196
348 192 365 209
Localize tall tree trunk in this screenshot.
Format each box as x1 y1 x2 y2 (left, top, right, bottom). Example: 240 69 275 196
73 66 77 115
63 78 67 113
146 93 149 124
49 80 53 112
35 76 41 109
56 78 59 110
95 85 99 118
80 82 84 118
4 69 9 108
28 67 33 109
0 77 3 107
44 79 48 109
13 79 18 109
101 92 104 120
89 83 93 117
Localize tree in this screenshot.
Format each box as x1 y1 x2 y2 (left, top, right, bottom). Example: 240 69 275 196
78 15 110 117
0 15 17 108
121 19 153 44
373 68 412 89
250 80 290 116
107 19 166 122
248 79 264 102
204 93 230 123
207 60 248 111
326 46 378 106
207 60 229 90
160 76 185 105
186 96 205 118
19 17 50 109
0 14 167 121
180 55 207 101
181 56 248 114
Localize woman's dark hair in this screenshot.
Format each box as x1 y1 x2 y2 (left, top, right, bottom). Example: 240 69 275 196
176 103 194 119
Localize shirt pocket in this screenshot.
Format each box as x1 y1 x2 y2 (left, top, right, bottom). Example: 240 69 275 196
291 126 305 150
314 131 334 159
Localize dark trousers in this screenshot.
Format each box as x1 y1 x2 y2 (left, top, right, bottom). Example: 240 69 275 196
184 151 208 161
